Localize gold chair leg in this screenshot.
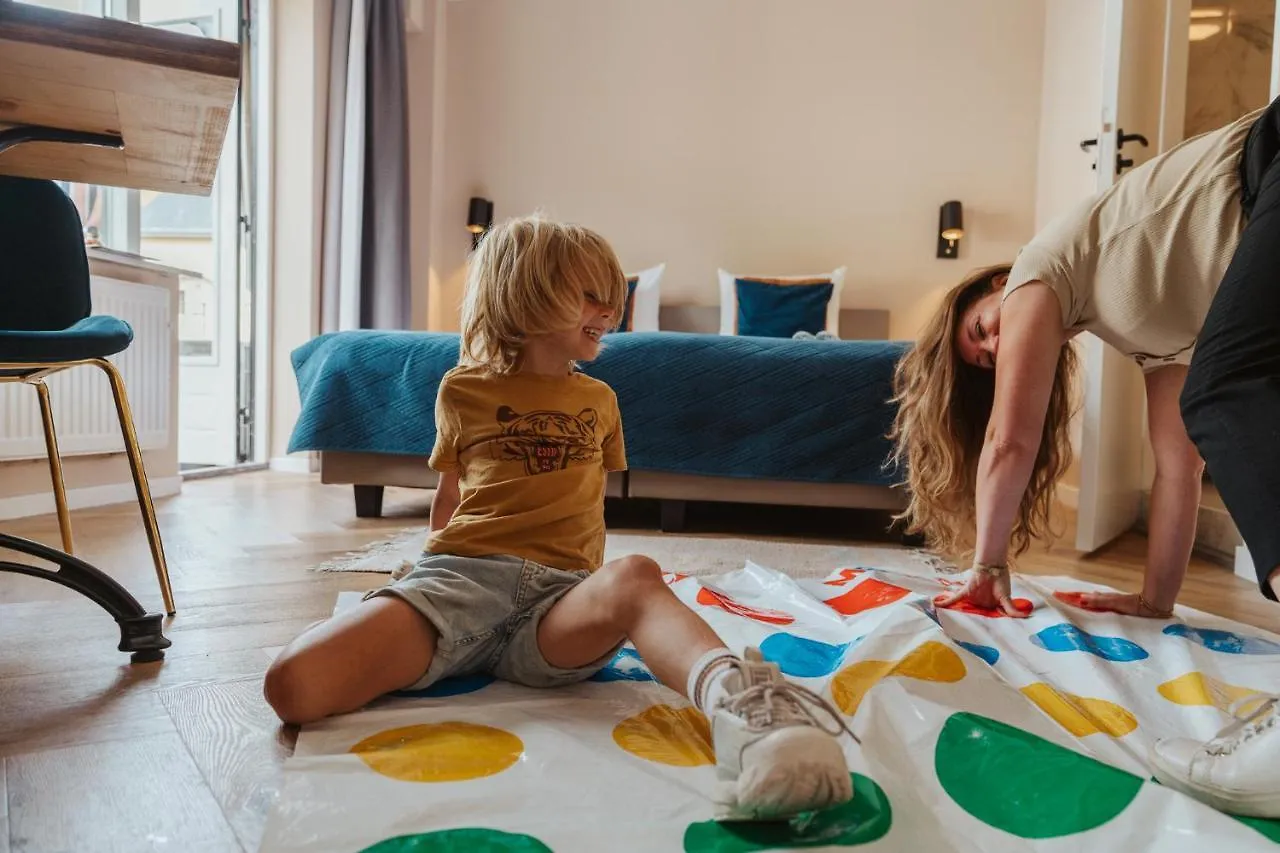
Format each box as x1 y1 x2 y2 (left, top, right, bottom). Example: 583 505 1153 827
92 358 176 616
34 379 75 555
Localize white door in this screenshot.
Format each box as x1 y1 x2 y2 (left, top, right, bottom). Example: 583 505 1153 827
143 0 243 468
1073 0 1171 552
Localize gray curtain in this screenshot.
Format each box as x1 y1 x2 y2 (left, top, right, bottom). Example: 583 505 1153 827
321 0 410 333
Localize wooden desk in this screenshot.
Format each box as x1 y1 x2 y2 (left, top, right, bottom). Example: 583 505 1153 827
0 0 241 195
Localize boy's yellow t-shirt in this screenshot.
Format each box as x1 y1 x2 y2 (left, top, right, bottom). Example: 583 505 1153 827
426 365 627 572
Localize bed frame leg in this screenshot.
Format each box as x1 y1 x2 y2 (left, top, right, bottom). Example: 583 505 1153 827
659 500 687 533
354 485 384 518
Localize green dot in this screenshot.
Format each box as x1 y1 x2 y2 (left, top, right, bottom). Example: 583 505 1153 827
682 773 892 852
359 828 553 852
935 711 1143 838
1234 816 1280 844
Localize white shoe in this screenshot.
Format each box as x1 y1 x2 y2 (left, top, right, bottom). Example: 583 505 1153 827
709 648 857 820
1150 693 1280 818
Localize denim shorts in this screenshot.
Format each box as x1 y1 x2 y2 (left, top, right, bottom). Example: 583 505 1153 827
364 553 619 691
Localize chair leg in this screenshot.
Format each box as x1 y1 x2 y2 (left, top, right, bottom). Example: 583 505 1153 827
33 380 74 554
92 358 176 617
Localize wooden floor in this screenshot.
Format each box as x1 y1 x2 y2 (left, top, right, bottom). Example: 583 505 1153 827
0 471 1275 852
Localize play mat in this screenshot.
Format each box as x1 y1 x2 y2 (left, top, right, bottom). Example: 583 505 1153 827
259 560 1280 852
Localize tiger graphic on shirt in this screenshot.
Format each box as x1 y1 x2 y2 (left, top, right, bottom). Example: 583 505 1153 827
493 405 600 475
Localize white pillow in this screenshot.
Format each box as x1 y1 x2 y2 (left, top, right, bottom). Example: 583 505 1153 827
624 263 665 332
718 266 846 336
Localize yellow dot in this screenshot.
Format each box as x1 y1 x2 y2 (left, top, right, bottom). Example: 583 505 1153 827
831 641 966 715
1158 672 1259 711
613 704 714 767
1021 683 1138 738
350 722 524 782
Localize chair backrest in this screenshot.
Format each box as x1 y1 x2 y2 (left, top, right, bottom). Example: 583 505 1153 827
0 176 92 331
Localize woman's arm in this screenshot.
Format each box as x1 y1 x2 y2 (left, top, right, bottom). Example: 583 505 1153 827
1080 366 1201 616
430 469 461 532
937 282 1067 616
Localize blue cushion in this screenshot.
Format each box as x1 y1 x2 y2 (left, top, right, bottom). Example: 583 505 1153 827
735 277 834 338
0 315 134 363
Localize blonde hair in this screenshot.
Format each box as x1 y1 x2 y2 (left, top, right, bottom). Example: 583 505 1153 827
888 264 1078 562
460 215 628 374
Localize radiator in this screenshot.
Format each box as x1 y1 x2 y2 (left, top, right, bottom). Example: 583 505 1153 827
0 275 172 460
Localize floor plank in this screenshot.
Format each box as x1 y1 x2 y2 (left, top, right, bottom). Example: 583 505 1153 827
2 758 10 853
159 677 295 853
6 732 240 853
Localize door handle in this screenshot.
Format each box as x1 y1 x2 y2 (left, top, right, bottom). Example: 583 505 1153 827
1117 129 1148 149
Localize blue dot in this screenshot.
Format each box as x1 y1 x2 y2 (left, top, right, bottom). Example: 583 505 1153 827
1163 624 1280 656
957 641 1000 666
1031 624 1148 662
393 673 496 698
590 647 656 682
759 632 853 678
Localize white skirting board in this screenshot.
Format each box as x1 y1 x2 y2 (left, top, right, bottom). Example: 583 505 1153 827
0 476 181 522
1235 544 1257 582
270 455 317 474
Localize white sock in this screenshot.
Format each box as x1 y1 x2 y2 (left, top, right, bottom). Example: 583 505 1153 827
687 647 738 712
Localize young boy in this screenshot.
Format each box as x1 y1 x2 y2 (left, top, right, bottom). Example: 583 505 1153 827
264 216 856 818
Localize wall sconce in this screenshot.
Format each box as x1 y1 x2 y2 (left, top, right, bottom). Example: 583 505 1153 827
937 200 963 259
467 196 494 250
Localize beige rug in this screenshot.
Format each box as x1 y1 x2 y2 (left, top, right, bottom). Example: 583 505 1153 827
313 526 951 581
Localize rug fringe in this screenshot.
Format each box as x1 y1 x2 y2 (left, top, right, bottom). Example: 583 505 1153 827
312 526 424 573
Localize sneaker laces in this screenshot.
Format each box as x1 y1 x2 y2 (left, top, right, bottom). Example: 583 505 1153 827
1205 693 1279 756
722 680 861 745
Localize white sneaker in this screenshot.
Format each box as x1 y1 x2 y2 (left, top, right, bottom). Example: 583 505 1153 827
1150 693 1280 818
709 648 857 820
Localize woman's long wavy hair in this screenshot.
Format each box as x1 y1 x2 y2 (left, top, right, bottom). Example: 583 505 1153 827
888 264 1079 563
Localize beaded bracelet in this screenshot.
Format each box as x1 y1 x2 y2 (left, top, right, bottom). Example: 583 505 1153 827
972 562 1009 578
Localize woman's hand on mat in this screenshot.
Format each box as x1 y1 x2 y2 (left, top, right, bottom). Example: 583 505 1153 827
933 569 1029 618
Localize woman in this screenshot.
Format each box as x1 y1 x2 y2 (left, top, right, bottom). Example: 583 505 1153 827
891 97 1280 817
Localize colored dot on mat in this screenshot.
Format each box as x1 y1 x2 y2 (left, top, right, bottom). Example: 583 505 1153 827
1234 815 1280 844
823 568 866 586
1020 683 1138 738
823 577 911 616
938 596 1034 618
664 572 690 585
1030 623 1149 662
956 641 999 666
759 632 852 678
393 674 496 698
934 711 1143 838
1163 623 1280 656
590 647 657 683
613 704 714 767
1157 671 1260 710
359 828 553 852
1150 778 1280 843
696 586 795 626
681 773 892 852
830 640 966 716
350 722 523 783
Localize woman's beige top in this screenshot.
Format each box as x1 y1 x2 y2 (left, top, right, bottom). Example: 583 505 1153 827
1004 106 1261 372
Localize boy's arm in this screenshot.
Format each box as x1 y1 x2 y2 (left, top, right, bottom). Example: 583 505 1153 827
430 468 461 532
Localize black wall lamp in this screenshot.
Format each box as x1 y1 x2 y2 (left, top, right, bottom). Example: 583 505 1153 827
937 200 963 259
467 196 494 250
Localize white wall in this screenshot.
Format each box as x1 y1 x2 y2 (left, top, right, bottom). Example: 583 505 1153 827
424 0 1048 340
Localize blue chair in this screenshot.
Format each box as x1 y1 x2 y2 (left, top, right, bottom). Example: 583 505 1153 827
0 175 175 616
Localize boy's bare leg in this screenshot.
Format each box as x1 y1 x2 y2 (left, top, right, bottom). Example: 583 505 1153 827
537 554 854 819
536 555 723 688
264 596 438 725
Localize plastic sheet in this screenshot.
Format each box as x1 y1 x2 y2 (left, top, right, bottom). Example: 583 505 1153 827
259 560 1280 851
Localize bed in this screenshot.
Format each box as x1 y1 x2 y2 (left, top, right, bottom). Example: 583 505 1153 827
288 306 911 529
